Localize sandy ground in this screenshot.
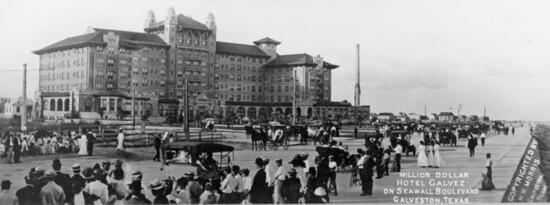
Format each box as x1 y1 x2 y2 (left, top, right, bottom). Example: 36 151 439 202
0 126 532 203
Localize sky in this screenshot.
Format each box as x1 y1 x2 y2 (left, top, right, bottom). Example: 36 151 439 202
1 0 549 121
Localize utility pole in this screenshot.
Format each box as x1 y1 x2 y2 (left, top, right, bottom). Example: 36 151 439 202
292 68 296 126
424 106 427 116
183 78 189 141
21 64 27 131
354 44 360 127
132 88 136 128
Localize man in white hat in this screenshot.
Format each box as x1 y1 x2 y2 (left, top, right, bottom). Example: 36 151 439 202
149 179 168 204
184 172 201 204
40 169 66 205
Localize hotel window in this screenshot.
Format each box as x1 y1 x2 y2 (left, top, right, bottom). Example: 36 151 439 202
107 71 114 79
161 59 165 64
177 92 183 99
177 71 183 77
160 92 165 98
229 74 234 80
185 71 190 75
160 70 166 76
107 59 114 67
142 68 148 75
215 73 219 80
142 57 148 63
285 96 289 101
237 75 242 81
177 81 183 88
277 86 281 92
108 47 114 54
177 60 183 65
160 81 165 87
277 96 282 102
251 86 256 92
107 83 114 91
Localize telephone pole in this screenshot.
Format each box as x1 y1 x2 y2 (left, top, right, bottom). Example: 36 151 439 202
354 44 361 126
183 78 189 141
292 68 297 126
132 88 136 128
21 64 27 131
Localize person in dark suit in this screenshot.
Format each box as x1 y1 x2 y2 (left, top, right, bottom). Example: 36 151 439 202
153 134 161 162
70 164 85 192
13 134 21 163
52 159 72 203
16 168 41 205
363 150 376 196
86 130 95 156
4 134 14 164
250 157 270 204
467 135 478 157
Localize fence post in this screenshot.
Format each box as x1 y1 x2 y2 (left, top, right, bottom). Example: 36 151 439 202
211 131 214 142
145 133 149 146
199 131 202 141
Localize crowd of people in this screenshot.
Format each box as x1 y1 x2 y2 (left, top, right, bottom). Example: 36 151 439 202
1 129 101 164
0 153 336 205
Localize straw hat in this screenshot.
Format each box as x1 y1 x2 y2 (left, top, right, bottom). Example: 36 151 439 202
149 179 165 190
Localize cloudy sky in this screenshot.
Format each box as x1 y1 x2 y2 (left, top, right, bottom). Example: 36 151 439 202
1 0 549 121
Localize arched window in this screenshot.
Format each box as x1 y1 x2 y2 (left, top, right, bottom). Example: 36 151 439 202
64 99 70 111
50 99 55 111
57 99 63 111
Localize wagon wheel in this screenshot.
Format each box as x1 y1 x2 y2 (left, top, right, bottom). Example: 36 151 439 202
272 141 279 151
258 142 266 151
267 141 275 150
283 137 290 150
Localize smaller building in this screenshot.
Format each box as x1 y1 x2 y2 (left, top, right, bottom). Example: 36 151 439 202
438 112 455 122
1 97 33 118
378 112 395 122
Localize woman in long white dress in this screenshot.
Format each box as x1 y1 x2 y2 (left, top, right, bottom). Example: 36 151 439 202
116 130 124 151
417 141 429 167
78 134 88 156
433 142 444 168
426 141 435 167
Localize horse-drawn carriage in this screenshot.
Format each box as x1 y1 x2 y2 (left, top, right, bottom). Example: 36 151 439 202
245 126 290 151
388 130 416 156
164 142 234 181
438 130 457 146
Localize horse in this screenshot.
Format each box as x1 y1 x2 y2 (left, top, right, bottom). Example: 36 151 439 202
245 126 268 151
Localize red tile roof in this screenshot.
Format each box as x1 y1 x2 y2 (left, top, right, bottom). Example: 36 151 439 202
33 33 105 54
216 42 270 57
33 28 168 54
144 14 211 31
265 54 339 69
253 37 281 45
